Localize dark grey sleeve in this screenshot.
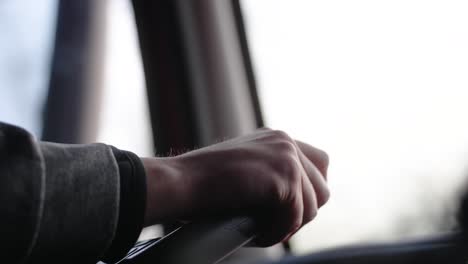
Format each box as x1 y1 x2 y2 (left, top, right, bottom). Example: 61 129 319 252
0 122 122 263
0 123 46 263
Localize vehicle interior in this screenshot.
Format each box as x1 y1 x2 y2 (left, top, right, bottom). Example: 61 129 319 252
1 0 468 263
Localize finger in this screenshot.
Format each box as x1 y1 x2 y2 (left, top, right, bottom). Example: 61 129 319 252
254 154 305 247
255 184 304 247
281 157 318 242
296 145 330 208
300 168 318 225
295 140 329 180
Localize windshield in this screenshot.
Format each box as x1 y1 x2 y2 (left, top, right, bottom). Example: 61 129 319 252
241 0 468 254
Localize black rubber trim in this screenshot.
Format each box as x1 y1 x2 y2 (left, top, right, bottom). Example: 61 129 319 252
232 0 265 128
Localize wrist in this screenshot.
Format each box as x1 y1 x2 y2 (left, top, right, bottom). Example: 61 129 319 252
141 157 189 226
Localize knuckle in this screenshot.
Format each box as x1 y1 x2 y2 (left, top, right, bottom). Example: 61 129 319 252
307 207 318 222
268 159 299 201
302 207 318 226
290 216 303 233
270 182 289 204
311 203 319 217
318 151 330 170
290 200 305 233
270 130 292 141
274 140 297 154
275 152 300 179
318 186 331 206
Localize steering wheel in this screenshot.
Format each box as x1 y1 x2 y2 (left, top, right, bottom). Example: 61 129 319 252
113 217 257 264
108 191 468 264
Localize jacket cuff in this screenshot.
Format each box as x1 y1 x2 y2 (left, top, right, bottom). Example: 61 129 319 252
102 147 147 262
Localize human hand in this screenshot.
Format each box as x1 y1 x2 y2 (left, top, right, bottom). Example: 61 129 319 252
142 128 330 246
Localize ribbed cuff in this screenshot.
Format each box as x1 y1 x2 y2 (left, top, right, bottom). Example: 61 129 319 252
102 147 147 262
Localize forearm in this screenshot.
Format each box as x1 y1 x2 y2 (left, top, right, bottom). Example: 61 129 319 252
142 157 192 225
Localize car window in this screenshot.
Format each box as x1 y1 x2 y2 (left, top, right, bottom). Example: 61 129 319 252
96 0 153 158
241 0 468 254
0 0 153 156
0 0 57 136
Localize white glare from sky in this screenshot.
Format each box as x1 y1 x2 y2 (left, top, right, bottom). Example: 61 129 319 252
241 0 468 254
0 0 56 136
97 0 154 157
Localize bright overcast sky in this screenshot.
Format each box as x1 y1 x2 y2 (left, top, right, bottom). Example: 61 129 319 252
0 0 56 136
241 0 468 253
